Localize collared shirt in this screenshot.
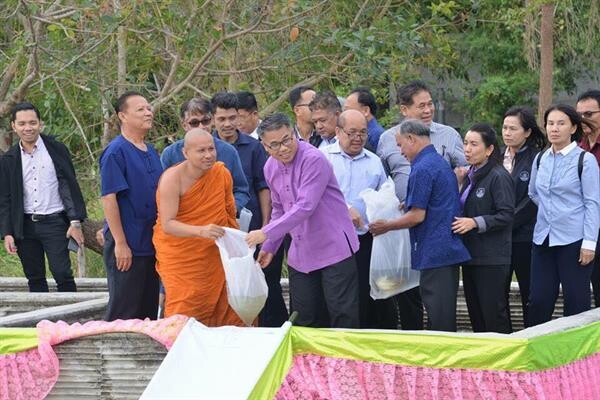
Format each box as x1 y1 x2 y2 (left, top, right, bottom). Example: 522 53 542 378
503 147 515 173
321 143 387 235
262 141 359 273
160 136 250 213
377 128 410 202
579 135 600 166
248 121 261 140
367 117 385 150
317 135 337 149
405 145 471 270
20 136 64 215
529 141 600 250
227 132 269 231
380 121 467 170
100 135 164 256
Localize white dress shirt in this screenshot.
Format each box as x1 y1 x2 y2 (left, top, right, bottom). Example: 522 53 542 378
21 136 64 215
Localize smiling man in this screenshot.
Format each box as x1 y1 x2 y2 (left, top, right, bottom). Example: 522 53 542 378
246 113 360 329
321 110 395 329
0 102 86 292
100 91 163 321
153 129 244 326
369 119 470 332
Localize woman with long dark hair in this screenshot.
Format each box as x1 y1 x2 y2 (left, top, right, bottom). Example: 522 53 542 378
528 104 600 326
501 106 546 327
452 123 514 333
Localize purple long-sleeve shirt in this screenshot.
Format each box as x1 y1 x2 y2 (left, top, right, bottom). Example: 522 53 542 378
262 141 359 273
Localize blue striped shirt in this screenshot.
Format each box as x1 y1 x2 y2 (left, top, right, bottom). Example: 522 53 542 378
321 143 387 235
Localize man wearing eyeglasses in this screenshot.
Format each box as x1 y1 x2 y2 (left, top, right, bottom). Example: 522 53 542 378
577 90 600 166
375 80 465 331
212 91 289 327
160 97 250 213
246 113 360 329
236 91 261 139
289 86 320 146
320 109 397 329
576 89 600 309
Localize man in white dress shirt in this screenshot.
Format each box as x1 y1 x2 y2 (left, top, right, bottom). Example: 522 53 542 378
0 102 86 292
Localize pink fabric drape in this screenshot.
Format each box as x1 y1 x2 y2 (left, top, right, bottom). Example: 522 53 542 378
276 353 600 400
0 315 189 400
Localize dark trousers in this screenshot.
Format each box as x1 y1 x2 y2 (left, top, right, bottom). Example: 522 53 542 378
104 231 159 321
17 215 76 292
356 233 398 329
528 239 592 327
258 244 289 327
590 237 600 308
419 265 458 332
506 241 532 328
463 264 511 333
396 286 424 330
288 255 359 328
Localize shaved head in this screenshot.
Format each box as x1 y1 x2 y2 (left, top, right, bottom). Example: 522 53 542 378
183 128 213 148
338 109 367 128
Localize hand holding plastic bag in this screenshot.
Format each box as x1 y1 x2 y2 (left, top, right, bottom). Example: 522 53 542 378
360 178 419 299
215 227 268 325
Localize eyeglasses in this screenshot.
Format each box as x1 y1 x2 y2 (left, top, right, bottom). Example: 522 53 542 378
188 117 212 127
263 136 294 151
295 103 310 108
578 110 600 119
340 128 368 140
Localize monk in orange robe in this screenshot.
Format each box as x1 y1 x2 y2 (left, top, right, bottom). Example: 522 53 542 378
153 128 243 326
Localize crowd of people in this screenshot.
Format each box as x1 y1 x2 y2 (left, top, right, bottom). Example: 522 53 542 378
1 81 600 334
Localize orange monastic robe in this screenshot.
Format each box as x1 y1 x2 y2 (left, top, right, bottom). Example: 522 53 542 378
153 162 243 326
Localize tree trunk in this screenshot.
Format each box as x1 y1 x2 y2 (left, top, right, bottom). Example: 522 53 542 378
82 219 104 255
538 2 555 123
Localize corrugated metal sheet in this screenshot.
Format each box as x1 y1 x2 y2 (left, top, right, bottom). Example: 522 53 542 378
47 333 166 400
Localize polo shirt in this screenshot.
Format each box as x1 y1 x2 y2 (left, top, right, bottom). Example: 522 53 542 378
405 145 471 270
99 135 163 256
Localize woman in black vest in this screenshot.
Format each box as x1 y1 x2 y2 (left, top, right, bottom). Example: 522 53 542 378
452 123 515 333
501 107 546 328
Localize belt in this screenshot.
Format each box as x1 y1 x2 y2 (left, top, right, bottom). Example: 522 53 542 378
24 211 65 222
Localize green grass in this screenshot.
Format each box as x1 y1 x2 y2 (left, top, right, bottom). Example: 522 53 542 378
0 245 106 278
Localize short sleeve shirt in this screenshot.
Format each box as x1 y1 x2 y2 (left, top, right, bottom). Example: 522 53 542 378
406 145 471 270
100 135 163 256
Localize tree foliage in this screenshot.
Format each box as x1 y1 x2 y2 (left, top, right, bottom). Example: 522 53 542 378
0 0 598 169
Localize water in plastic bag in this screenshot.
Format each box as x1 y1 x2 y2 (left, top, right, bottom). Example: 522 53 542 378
360 177 420 299
215 227 268 325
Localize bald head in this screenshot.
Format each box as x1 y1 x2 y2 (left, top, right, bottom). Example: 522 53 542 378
336 109 368 157
183 128 213 148
338 109 367 129
182 128 217 171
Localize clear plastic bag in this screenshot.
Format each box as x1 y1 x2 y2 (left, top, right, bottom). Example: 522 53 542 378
360 178 420 299
215 227 268 325
236 208 253 233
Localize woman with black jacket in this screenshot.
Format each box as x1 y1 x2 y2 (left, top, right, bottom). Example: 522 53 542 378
452 123 515 333
501 107 546 328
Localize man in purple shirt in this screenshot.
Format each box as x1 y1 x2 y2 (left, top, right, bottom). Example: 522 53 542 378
246 113 360 328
